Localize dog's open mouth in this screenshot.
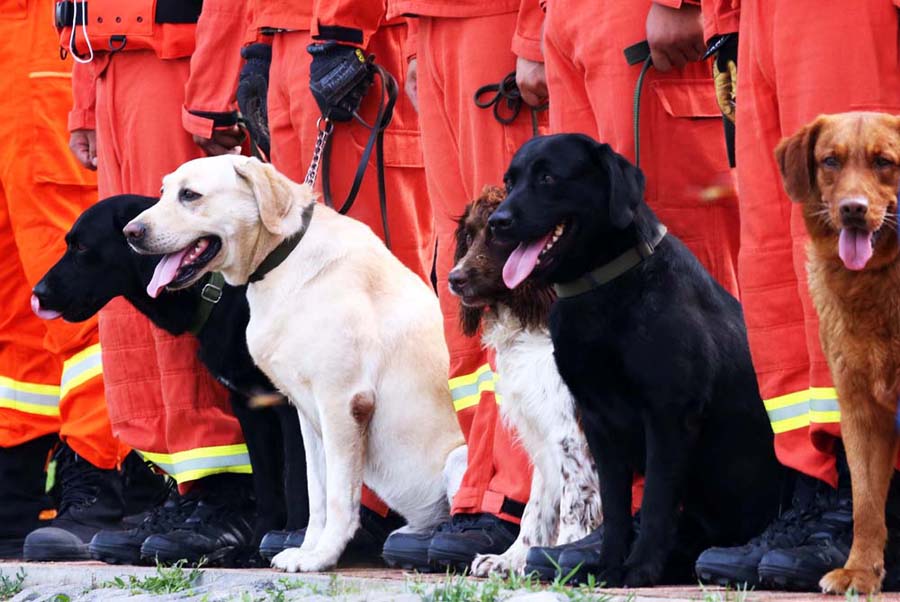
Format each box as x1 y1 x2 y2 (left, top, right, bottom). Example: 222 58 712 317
502 222 566 289
147 236 222 298
838 227 880 271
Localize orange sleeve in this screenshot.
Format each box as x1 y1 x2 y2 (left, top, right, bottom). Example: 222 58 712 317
311 0 386 49
68 61 96 132
700 0 739 41
182 0 249 139
405 17 418 63
512 0 544 63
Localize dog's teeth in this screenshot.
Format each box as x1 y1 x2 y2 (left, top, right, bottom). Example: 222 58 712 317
552 234 560 242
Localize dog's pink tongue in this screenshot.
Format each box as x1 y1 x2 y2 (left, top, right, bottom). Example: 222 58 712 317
838 228 874 271
147 249 191 298
502 232 553 289
30 295 62 320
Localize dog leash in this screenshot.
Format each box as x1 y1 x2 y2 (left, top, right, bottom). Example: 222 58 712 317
188 272 226 335
305 64 398 250
474 72 547 138
624 41 653 169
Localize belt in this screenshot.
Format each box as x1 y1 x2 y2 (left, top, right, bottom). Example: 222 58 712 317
55 0 202 26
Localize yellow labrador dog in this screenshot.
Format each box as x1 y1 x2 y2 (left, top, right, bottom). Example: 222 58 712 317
125 155 466 572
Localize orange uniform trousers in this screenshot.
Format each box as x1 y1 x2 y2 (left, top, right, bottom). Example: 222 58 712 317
416 12 536 522
544 0 742 511
734 0 900 485
89 51 250 484
0 0 121 469
267 23 434 514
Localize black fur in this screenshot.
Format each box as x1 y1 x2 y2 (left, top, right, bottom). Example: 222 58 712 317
490 134 784 586
33 195 309 542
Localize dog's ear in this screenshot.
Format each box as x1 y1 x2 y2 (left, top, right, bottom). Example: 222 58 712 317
595 143 645 229
453 203 473 264
460 305 484 338
775 116 825 202
234 158 295 235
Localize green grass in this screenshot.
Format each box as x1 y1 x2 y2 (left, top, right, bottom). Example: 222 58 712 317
101 560 204 595
699 582 751 602
0 568 25 600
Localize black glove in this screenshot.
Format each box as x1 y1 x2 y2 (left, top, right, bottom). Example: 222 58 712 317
237 43 273 158
308 41 374 122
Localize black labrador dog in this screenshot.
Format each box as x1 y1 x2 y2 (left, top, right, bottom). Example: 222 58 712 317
32 195 309 553
489 134 783 587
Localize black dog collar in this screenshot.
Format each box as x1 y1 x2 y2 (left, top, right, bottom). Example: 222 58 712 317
553 223 668 299
248 202 315 284
189 272 225 336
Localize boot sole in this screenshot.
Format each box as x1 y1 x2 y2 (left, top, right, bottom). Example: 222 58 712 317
428 550 474 573
141 545 239 567
23 542 89 561
90 542 145 565
695 561 760 588
383 551 439 573
758 565 823 591
524 562 559 582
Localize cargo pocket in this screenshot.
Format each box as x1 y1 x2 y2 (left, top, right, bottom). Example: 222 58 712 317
29 71 94 186
645 78 734 285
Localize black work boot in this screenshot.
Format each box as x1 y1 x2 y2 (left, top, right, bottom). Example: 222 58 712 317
262 506 406 565
557 514 645 585
24 443 125 561
140 474 255 566
525 526 606 582
755 457 900 591
90 481 198 565
120 452 170 528
0 435 56 559
426 513 520 571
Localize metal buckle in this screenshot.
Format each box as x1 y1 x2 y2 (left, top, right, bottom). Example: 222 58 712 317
200 282 223 304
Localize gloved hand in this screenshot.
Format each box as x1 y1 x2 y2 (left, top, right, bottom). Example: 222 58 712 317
237 43 273 157
712 33 738 123
308 41 374 122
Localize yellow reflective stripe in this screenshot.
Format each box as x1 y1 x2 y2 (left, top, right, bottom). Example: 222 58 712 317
764 388 840 433
0 375 60 417
449 363 499 412
448 363 493 389
60 343 103 400
137 444 253 484
28 71 72 79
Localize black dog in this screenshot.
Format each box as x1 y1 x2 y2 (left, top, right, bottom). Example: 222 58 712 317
32 195 309 550
489 134 783 587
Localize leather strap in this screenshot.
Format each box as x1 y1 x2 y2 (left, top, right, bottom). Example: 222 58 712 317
248 202 315 284
553 224 668 299
55 0 203 25
189 272 225 336
500 496 526 519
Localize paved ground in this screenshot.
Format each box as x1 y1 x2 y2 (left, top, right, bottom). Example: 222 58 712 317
1 561 899 602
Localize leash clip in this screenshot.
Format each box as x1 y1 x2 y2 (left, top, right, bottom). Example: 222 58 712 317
200 281 223 304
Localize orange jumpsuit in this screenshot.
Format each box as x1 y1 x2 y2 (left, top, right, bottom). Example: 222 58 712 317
0 0 122 469
386 0 540 522
702 0 900 485
66 0 250 484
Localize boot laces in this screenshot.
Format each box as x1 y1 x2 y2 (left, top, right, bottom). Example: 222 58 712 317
55 446 107 516
753 488 836 548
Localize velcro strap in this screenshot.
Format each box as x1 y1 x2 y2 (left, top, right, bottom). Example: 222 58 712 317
499 497 526 519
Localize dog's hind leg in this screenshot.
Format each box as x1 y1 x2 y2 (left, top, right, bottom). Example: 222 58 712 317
821 398 898 595
273 391 371 572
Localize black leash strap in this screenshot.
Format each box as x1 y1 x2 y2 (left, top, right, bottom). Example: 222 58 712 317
623 41 653 169
188 272 225 335
474 71 547 137
318 64 398 249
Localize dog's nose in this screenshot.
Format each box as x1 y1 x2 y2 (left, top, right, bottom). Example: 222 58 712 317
839 199 868 221
123 221 146 241
32 280 49 303
488 209 513 233
448 269 468 292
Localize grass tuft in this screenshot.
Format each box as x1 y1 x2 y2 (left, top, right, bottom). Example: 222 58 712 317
0 568 25 600
101 559 204 595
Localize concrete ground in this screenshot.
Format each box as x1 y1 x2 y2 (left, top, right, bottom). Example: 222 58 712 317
1 562 899 602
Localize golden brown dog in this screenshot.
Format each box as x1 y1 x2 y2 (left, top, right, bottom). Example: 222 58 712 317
776 111 900 594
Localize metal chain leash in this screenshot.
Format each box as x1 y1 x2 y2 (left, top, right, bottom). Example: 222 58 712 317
304 117 334 187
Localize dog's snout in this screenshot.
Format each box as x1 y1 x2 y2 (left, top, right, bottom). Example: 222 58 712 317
839 198 868 224
448 269 468 292
123 221 146 242
488 209 513 233
32 280 50 303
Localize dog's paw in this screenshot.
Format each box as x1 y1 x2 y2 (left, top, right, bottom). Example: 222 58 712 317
622 558 665 588
471 554 512 577
820 567 884 595
271 547 336 573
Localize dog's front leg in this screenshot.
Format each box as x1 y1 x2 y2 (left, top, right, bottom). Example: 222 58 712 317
622 417 690 588
472 462 554 577
593 448 634 587
275 392 369 572
558 436 602 544
820 396 897 595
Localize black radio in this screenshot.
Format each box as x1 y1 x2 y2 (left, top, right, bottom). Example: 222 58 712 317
54 2 87 29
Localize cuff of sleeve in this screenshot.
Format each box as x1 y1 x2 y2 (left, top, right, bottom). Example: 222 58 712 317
182 107 238 139
68 109 95 132
512 34 543 63
311 22 366 48
652 0 700 6
703 7 740 42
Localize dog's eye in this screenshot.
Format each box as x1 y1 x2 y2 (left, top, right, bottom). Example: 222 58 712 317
465 233 473 247
539 173 555 185
179 188 202 202
875 156 895 169
821 156 841 169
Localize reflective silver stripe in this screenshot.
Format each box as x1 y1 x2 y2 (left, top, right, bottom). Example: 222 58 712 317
449 368 495 401
766 402 810 424
144 453 250 475
0 386 60 407
60 351 102 393
810 397 840 412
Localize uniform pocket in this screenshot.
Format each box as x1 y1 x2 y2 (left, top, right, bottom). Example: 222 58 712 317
29 71 95 186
